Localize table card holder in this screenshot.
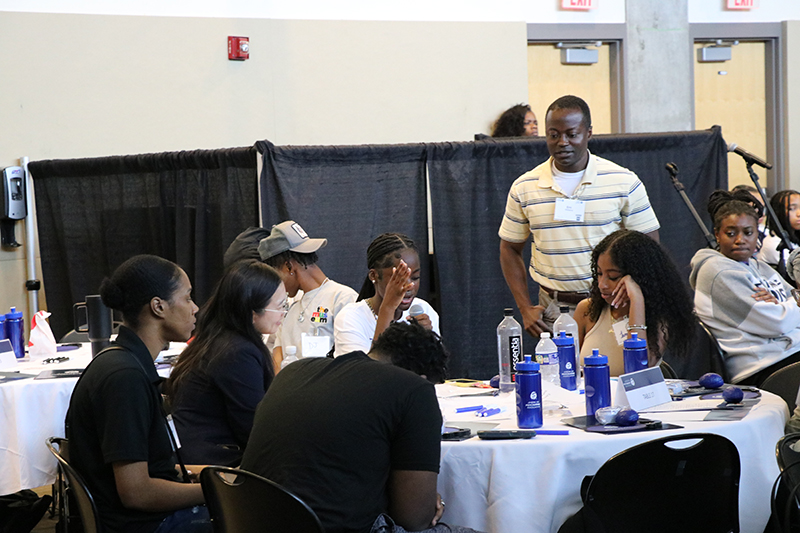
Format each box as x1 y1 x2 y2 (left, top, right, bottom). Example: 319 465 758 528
0 339 17 370
615 366 671 411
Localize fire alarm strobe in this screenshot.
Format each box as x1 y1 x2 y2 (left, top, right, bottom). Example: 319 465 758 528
228 36 249 60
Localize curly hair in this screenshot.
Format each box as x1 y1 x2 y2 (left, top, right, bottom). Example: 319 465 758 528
707 189 762 233
357 233 418 300
371 321 449 384
547 95 592 129
768 190 800 247
492 104 533 138
166 260 282 399
586 230 695 359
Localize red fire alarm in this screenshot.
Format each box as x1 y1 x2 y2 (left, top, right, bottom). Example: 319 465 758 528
228 36 249 60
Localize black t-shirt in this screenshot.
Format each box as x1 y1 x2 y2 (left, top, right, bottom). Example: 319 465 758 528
240 352 442 533
65 326 180 533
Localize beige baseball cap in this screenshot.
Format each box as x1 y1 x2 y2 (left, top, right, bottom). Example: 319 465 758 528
258 221 327 260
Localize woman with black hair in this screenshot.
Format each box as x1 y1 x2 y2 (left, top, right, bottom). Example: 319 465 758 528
167 259 286 466
333 233 440 356
574 230 695 376
690 190 800 385
760 189 800 277
491 104 538 137
65 255 211 533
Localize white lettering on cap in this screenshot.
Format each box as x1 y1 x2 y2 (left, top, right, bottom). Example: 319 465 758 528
291 223 309 240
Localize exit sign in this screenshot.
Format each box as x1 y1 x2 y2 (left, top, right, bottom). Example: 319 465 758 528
562 0 594 10
727 0 759 9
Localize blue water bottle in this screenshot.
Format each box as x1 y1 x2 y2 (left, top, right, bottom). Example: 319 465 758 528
553 331 577 391
584 349 611 419
515 354 543 429
623 332 648 374
0 313 6 341
6 307 25 359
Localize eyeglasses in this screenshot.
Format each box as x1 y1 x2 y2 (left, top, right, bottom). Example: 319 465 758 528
260 301 289 316
792 289 800 306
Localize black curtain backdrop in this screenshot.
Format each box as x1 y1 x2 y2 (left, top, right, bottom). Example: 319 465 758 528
427 127 727 378
256 140 430 300
30 148 258 339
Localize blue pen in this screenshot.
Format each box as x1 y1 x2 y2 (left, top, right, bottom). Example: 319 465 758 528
479 408 502 417
536 429 570 436
456 405 484 413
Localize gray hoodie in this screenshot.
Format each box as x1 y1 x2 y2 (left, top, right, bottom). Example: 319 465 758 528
689 248 800 383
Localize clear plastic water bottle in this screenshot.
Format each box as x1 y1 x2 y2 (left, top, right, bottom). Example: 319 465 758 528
553 306 580 355
515 354 543 429
280 345 299 369
497 309 523 393
535 332 559 386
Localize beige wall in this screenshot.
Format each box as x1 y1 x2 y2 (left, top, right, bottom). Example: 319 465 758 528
0 12 529 321
785 21 800 191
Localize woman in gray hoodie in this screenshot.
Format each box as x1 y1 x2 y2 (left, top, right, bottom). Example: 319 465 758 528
689 189 800 385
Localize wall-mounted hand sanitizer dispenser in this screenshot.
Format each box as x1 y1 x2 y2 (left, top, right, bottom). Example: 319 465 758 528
2 166 26 220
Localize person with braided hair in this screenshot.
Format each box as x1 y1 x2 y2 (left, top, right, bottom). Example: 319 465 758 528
759 189 800 278
690 190 800 385
333 232 440 356
573 230 695 376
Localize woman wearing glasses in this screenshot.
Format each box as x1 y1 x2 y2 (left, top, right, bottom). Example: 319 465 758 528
167 259 286 466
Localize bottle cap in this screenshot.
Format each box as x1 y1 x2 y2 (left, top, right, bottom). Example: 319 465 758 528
623 332 647 349
585 348 608 365
559 306 570 314
503 308 514 316
6 307 22 319
284 345 297 355
516 353 540 372
552 330 574 347
540 332 551 339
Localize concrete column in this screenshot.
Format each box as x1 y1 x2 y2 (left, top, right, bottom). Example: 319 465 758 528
624 0 693 133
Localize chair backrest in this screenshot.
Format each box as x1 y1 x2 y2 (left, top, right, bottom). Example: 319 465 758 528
761 362 800 413
200 466 324 533
46 437 103 533
583 433 740 533
663 320 730 382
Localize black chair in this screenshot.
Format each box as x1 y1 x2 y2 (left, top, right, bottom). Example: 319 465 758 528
770 432 800 533
761 362 800 414
46 437 102 533
561 433 740 533
663 320 730 382
200 466 324 533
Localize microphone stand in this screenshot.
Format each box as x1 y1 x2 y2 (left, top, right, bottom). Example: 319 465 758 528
666 164 717 249
745 163 795 252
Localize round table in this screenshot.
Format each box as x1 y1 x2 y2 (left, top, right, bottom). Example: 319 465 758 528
436 380 789 533
0 343 179 496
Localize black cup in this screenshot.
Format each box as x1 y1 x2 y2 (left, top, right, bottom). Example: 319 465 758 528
74 295 112 357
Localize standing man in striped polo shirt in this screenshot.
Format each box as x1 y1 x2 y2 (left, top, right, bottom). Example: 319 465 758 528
499 95 660 336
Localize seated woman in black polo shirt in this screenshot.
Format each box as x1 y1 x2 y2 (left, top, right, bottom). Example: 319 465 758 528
65 255 211 533
166 259 286 465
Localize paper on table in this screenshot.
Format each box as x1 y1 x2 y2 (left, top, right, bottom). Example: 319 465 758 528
640 396 721 413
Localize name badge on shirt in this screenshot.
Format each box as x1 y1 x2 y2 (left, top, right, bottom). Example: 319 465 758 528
611 318 629 346
302 333 332 358
554 198 586 222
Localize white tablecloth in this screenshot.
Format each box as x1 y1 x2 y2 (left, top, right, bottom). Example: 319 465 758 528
436 381 789 533
0 343 179 496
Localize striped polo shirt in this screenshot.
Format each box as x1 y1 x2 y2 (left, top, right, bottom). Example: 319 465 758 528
499 153 660 292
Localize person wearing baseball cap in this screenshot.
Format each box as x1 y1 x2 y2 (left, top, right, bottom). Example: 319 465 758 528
254 221 357 370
